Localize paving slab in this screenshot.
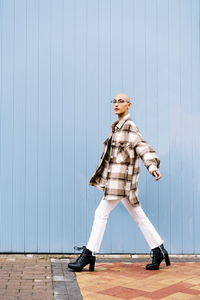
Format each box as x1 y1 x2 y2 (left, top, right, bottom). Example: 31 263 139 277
72 260 200 300
0 254 54 300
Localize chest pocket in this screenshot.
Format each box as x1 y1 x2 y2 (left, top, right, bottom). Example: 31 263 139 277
114 141 130 164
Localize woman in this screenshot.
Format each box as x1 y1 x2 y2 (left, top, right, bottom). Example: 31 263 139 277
68 93 170 272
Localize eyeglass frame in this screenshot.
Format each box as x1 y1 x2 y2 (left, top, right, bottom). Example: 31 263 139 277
110 98 131 104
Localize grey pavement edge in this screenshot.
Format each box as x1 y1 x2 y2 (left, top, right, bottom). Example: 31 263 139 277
51 258 83 300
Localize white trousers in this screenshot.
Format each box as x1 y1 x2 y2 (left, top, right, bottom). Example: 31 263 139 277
86 197 163 254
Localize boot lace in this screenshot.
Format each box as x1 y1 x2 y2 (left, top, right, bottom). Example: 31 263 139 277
74 246 86 251
73 245 96 257
150 250 157 263
150 247 164 264
72 246 86 262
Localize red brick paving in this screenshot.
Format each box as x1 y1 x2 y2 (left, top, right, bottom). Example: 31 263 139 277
75 261 200 300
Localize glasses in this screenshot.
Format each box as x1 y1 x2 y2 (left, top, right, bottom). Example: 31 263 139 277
110 99 130 104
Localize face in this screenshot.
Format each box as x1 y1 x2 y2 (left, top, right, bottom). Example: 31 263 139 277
112 94 132 116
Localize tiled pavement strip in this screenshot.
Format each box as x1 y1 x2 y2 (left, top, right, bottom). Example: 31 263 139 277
1 255 200 300
0 254 54 300
73 256 200 300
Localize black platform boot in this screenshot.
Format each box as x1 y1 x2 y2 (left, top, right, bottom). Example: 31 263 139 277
146 244 171 270
68 246 96 272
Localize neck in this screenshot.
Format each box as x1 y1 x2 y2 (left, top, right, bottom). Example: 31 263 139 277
118 112 128 122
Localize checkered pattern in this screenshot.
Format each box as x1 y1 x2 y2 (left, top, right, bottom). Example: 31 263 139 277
89 114 160 207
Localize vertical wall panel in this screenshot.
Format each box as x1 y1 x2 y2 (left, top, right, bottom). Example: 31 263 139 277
37 0 51 252
0 0 15 251
168 0 182 253
12 0 27 252
49 0 63 253
0 0 200 253
25 0 39 252
180 0 193 254
62 0 75 252
73 0 88 248
191 0 200 254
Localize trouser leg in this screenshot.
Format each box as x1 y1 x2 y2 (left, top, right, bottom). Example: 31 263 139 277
86 197 120 254
121 198 163 249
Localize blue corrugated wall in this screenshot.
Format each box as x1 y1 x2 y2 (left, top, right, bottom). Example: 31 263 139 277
0 0 199 253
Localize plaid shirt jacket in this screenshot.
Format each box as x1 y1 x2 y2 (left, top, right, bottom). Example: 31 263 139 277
89 113 160 206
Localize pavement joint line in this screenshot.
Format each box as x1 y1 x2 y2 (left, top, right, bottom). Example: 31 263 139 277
1 253 200 258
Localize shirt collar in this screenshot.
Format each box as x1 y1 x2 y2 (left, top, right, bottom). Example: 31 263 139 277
111 113 131 133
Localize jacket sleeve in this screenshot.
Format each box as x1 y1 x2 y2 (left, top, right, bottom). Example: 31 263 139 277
134 130 160 175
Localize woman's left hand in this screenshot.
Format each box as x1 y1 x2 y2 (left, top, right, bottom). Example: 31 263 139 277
153 170 162 181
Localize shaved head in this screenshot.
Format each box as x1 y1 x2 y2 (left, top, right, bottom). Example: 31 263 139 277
114 93 131 102
112 93 132 121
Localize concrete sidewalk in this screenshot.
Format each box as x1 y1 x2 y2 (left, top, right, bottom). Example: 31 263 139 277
1 254 200 300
